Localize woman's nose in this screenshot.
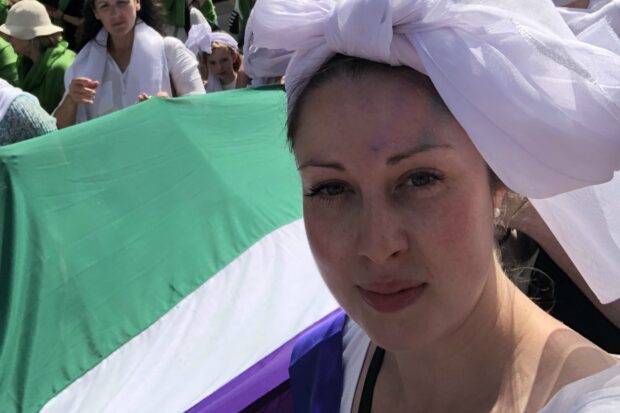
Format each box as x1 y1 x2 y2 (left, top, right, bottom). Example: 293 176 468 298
356 201 408 265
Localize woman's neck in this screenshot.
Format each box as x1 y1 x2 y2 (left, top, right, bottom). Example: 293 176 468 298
107 28 136 72
374 262 542 412
26 48 42 64
371 261 616 413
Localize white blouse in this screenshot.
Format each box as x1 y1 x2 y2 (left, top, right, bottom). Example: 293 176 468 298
92 37 204 119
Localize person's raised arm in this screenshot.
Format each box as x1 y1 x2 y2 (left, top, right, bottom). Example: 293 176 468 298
54 77 99 129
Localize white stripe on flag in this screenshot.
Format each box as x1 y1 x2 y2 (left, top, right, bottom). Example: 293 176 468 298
41 219 338 413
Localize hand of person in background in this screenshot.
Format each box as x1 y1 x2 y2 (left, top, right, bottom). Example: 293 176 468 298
137 91 170 103
46 7 63 20
68 77 99 105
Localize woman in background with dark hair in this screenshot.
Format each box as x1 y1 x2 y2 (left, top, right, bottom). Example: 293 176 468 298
54 0 204 128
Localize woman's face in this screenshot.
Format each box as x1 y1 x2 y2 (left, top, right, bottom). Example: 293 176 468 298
295 70 501 350
94 0 140 39
206 48 236 82
7 36 30 56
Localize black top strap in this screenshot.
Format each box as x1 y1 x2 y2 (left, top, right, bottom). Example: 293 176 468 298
358 346 386 413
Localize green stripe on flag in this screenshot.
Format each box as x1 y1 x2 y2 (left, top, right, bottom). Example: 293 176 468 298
0 87 300 412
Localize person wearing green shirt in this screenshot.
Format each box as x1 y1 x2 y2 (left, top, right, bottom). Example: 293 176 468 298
196 0 218 28
0 0 18 86
0 1 75 113
0 0 7 25
227 0 255 48
0 37 18 86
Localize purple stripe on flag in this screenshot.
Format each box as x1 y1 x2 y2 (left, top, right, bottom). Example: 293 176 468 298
186 309 344 413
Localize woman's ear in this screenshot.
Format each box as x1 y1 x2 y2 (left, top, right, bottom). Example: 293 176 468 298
493 187 507 211
136 0 141 12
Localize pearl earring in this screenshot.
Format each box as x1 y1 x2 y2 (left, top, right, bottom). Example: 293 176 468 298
494 208 501 219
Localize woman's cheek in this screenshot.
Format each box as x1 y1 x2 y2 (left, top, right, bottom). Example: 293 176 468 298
304 201 357 270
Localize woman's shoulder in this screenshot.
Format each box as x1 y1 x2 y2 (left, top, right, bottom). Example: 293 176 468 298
49 43 76 69
163 35 186 51
535 321 620 412
541 360 620 412
163 36 195 62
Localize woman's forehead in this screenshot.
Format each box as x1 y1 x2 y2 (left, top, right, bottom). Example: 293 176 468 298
294 72 460 157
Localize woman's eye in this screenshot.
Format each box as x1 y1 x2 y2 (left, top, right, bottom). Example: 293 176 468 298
403 171 443 189
304 182 349 199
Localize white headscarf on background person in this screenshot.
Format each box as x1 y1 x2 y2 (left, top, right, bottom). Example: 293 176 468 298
0 79 22 121
251 0 620 304
186 23 239 92
243 12 293 86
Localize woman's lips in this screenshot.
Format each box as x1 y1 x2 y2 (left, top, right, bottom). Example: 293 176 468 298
358 282 428 313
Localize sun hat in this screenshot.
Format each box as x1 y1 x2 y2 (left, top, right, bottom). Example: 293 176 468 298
0 0 63 41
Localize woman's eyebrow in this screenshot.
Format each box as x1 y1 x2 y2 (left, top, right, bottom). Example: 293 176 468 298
386 143 452 166
297 160 345 171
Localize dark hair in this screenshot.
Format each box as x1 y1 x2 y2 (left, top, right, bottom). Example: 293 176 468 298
32 33 64 53
287 54 449 150
79 0 168 48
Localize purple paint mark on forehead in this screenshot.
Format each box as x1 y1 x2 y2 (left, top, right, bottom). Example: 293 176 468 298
370 141 384 154
369 133 389 155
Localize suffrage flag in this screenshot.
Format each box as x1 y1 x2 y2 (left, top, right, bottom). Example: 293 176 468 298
0 86 338 412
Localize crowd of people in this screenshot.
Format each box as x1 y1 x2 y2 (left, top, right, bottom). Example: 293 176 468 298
0 0 265 144
1 0 620 411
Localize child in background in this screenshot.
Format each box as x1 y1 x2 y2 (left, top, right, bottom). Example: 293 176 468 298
186 24 241 92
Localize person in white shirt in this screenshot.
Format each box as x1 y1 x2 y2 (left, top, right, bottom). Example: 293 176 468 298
54 0 205 128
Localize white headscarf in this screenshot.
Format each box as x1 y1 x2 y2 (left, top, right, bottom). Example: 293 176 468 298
251 0 620 304
558 0 620 53
243 12 292 85
186 24 239 92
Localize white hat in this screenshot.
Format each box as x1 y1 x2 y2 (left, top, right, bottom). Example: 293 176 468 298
0 0 63 41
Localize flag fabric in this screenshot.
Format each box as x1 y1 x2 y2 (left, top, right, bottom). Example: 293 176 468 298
0 86 338 412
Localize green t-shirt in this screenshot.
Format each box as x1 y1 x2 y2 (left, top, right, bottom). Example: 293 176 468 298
200 0 218 27
19 41 76 113
0 38 18 86
0 0 8 24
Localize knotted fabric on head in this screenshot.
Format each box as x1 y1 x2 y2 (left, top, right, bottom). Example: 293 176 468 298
558 0 620 53
251 0 620 304
243 11 293 85
185 23 239 55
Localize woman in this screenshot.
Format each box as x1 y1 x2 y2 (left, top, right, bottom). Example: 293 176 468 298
0 78 57 145
185 23 240 92
251 0 620 411
0 0 75 113
54 0 204 128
